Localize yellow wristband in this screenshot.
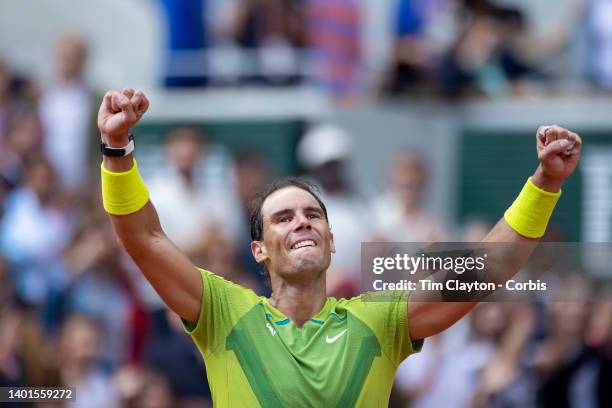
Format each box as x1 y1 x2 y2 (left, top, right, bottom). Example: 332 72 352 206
503 177 561 238
101 159 150 215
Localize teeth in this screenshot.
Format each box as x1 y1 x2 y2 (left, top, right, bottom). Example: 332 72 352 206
292 240 315 249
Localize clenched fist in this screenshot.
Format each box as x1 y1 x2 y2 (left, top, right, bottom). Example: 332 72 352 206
535 125 582 186
98 88 149 144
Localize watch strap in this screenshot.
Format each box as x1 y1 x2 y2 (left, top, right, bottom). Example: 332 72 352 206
101 134 135 157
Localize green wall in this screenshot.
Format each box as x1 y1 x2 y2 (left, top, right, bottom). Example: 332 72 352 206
134 120 303 176
459 130 611 242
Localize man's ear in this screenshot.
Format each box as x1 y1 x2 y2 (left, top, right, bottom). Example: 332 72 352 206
251 241 268 263
329 231 336 254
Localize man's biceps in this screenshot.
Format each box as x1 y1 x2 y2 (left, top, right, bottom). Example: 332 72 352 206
407 300 471 340
162 261 203 324
406 300 431 340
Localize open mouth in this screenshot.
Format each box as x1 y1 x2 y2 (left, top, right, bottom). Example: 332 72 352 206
290 239 317 250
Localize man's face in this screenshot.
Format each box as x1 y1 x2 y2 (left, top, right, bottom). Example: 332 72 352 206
168 135 202 174
252 187 335 281
27 162 56 204
57 35 86 82
390 154 425 211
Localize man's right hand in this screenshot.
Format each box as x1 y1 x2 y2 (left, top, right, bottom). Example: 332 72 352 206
98 88 202 324
98 88 149 145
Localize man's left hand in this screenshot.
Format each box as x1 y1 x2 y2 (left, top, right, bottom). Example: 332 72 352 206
533 125 582 192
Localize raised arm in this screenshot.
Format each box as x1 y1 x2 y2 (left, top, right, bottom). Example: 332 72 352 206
408 125 582 340
98 88 202 324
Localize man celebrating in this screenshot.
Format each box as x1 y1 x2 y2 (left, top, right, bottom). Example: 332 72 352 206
98 88 581 407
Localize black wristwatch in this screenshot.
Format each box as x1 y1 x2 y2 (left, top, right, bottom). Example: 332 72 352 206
101 134 135 157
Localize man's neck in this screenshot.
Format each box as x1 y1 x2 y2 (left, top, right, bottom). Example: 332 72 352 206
59 74 83 87
178 168 195 187
269 274 327 328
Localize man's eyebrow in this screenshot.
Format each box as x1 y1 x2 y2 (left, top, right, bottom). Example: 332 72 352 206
304 206 324 214
269 206 323 220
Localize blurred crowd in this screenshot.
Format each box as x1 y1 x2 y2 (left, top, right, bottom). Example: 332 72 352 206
394 292 612 407
158 0 612 102
0 8 611 408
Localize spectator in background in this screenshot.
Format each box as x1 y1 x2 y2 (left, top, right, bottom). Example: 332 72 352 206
471 277 612 407
297 124 369 296
0 256 25 388
56 315 119 408
305 0 362 102
385 0 540 98
535 277 600 407
158 0 209 87
229 0 305 84
0 63 39 150
494 7 540 95
58 218 136 368
439 2 540 97
585 0 612 91
471 304 537 407
195 226 261 292
461 218 491 242
436 1 500 97
0 62 17 209
137 128 235 369
39 33 98 194
0 66 41 209
392 217 487 407
0 109 44 202
0 159 71 307
130 370 178 408
145 309 211 407
148 127 226 258
395 303 514 408
383 0 459 96
359 0 396 93
1 262 54 392
0 256 12 311
372 151 447 242
0 257 52 390
0 61 14 150
233 152 272 294
115 367 178 408
584 291 612 406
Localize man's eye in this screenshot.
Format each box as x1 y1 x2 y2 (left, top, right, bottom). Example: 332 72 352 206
307 214 320 219
279 216 291 223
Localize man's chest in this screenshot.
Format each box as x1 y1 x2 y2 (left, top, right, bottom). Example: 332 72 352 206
217 307 383 406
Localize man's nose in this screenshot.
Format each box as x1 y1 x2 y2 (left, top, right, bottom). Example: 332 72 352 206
294 213 311 230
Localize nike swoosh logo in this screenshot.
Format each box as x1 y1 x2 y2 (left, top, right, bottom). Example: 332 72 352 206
326 329 348 344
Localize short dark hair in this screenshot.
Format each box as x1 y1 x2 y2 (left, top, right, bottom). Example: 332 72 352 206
164 126 207 151
249 177 329 242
